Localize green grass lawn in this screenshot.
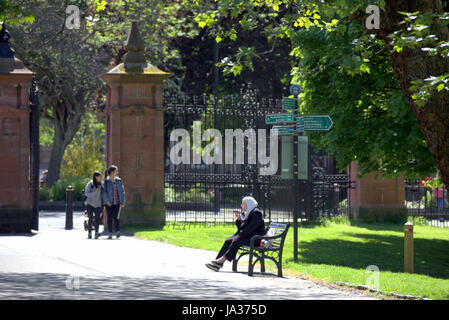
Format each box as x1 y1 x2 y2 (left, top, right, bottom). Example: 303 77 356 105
125 220 449 300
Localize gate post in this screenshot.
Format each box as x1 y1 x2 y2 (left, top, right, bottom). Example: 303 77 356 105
30 77 39 231
101 21 169 227
0 24 35 233
348 162 407 223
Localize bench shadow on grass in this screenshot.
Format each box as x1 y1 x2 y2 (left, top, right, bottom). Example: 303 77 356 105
296 229 449 279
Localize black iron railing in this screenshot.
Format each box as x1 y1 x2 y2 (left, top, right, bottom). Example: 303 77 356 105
163 87 351 227
406 179 449 227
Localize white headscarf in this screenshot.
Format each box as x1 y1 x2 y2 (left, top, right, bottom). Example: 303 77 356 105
241 196 258 221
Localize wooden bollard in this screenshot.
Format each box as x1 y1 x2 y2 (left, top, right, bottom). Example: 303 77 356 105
404 222 414 273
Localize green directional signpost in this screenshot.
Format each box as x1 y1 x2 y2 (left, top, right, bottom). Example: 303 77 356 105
282 97 298 111
272 125 296 135
266 84 333 263
265 113 294 124
296 116 304 133
303 115 333 131
296 115 333 132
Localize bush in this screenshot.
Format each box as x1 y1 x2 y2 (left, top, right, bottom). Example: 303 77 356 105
165 185 214 203
422 190 437 209
39 183 52 201
60 133 105 181
50 176 90 201
408 215 428 226
318 215 351 227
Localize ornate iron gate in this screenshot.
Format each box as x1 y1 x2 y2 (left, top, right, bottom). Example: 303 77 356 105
29 76 39 231
163 86 351 226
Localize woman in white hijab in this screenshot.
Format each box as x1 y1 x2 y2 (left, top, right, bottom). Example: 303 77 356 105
206 196 266 272
240 196 258 221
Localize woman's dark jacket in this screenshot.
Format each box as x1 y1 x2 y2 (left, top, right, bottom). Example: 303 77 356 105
234 208 266 240
102 177 126 205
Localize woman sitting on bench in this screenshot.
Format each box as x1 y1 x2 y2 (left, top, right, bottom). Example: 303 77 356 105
206 196 266 272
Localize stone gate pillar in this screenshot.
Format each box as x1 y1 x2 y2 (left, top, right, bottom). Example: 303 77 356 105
0 25 34 232
348 161 407 223
102 22 169 227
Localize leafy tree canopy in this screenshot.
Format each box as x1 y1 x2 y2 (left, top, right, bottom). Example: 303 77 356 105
194 0 443 178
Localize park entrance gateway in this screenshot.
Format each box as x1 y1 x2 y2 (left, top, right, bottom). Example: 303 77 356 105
101 22 169 227
0 24 39 233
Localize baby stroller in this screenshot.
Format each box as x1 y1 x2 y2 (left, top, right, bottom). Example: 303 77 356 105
83 202 103 231
83 208 104 232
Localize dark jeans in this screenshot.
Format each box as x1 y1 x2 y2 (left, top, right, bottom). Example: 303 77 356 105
86 204 102 234
106 204 121 233
216 235 261 262
435 197 447 213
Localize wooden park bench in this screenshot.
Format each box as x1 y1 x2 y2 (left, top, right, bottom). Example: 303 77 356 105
232 222 290 277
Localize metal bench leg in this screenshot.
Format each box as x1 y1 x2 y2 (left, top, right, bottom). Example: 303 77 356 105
248 251 254 276
260 253 265 273
277 253 283 277
232 257 237 272
277 263 283 277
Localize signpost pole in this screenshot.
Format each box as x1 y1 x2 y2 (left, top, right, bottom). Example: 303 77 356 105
213 5 220 215
293 133 299 263
269 84 334 263
290 84 301 264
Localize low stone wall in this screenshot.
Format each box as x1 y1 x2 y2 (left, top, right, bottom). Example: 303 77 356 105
351 207 408 224
39 201 85 211
0 207 31 233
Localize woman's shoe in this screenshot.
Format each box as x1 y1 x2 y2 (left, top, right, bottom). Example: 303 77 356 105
116 231 121 239
88 231 92 239
211 260 224 269
205 263 220 272
95 232 100 239
108 233 113 239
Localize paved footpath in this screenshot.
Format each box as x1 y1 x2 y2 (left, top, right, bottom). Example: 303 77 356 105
0 211 376 300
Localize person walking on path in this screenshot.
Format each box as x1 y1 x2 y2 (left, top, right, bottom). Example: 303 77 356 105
433 171 447 220
206 196 266 272
103 165 126 239
84 171 104 239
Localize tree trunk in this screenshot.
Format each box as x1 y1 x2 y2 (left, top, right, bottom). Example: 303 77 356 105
356 0 449 189
45 102 82 187
45 122 65 187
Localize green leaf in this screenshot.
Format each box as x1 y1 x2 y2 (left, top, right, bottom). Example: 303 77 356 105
360 63 370 74
232 65 243 76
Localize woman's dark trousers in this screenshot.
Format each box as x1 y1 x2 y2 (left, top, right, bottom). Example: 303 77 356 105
87 204 101 234
216 236 257 261
106 204 121 233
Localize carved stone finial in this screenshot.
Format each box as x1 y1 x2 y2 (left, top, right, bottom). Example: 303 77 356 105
0 23 15 72
124 21 147 73
0 23 14 58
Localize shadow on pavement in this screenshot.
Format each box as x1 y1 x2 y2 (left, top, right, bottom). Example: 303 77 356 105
0 272 349 300
0 232 37 238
